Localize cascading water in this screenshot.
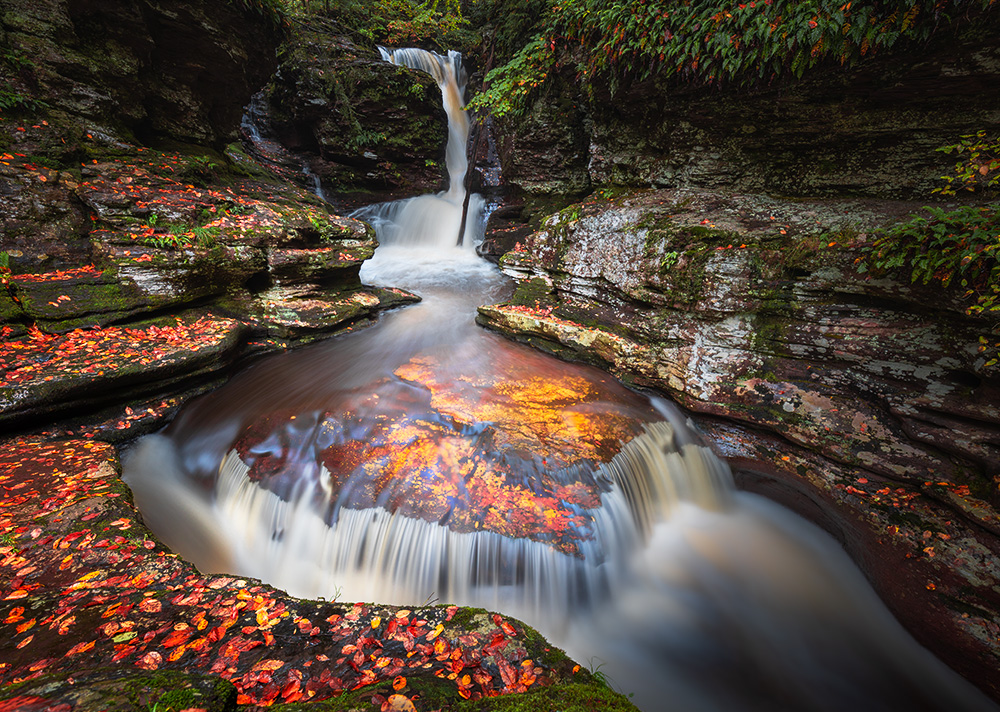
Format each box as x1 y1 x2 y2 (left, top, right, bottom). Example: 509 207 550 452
122 49 998 712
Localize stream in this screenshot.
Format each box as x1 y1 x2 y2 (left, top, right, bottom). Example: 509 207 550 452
121 48 997 712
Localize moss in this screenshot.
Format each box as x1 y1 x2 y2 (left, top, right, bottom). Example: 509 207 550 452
273 677 635 712
458 681 637 711
508 277 554 308
441 605 490 630
0 668 237 712
749 315 791 358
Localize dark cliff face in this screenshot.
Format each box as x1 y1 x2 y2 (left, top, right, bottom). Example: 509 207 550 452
264 18 450 199
0 0 282 147
491 14 1000 200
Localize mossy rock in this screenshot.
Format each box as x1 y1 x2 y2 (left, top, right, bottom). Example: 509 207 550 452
272 679 638 712
0 287 26 334
0 668 237 712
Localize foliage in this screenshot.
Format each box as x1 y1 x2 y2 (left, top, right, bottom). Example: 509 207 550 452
230 0 289 25
470 37 555 117
291 0 475 51
469 0 997 118
860 128 1000 345
1 48 34 72
861 203 1000 318
466 0 551 58
933 131 1000 196
1 47 46 115
141 212 222 250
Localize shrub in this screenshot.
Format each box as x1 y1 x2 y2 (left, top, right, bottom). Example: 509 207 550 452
861 203 1000 318
934 131 1000 196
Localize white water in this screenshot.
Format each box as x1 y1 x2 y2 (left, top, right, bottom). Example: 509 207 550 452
122 49 998 712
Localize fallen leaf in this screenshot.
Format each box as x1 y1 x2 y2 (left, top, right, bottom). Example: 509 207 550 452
387 694 417 712
137 651 162 670
67 640 96 655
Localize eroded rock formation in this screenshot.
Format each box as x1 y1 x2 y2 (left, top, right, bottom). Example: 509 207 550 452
490 14 1000 200
477 188 1000 699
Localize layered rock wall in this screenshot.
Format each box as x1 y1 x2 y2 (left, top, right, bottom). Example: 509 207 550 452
492 17 1000 200
265 18 450 198
477 187 1000 699
0 0 282 147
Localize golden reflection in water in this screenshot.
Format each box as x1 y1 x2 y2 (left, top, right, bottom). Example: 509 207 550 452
231 350 661 555
394 354 648 466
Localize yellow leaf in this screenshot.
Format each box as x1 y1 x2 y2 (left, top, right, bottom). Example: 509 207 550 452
388 695 417 712
425 623 444 641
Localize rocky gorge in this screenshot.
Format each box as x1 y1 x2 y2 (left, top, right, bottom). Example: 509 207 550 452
1 0 1000 710
473 5 1000 703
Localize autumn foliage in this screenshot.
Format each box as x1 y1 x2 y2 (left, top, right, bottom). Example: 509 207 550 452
469 0 998 117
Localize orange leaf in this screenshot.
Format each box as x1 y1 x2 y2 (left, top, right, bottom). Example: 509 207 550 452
67 640 96 656
252 659 286 673
15 618 36 634
139 598 162 614
392 676 407 691
162 629 191 648
137 651 162 670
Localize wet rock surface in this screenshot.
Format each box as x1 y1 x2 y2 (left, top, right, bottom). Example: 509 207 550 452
0 131 416 433
477 187 1000 701
229 345 660 557
0 5 637 709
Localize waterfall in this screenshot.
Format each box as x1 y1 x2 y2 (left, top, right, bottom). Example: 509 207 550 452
358 47 481 249
123 398 996 712
379 47 469 202
122 45 1000 712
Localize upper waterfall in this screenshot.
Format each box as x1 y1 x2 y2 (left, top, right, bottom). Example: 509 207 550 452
379 47 470 203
